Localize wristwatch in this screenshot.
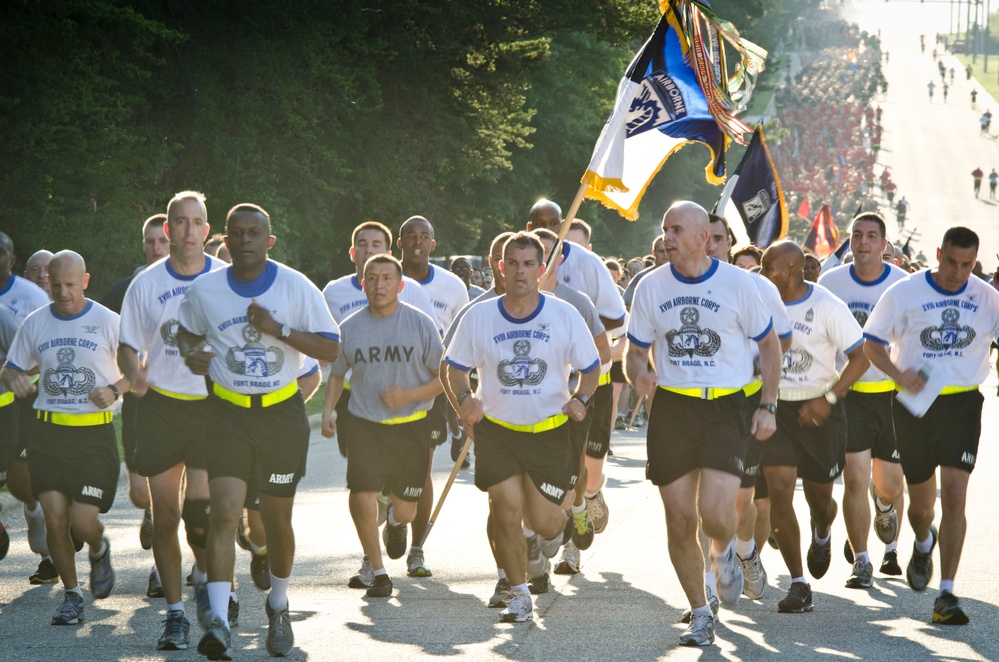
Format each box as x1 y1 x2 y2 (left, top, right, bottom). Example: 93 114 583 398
824 391 839 405
108 384 120 401
279 324 292 339
758 402 777 415
457 390 472 406
572 393 591 407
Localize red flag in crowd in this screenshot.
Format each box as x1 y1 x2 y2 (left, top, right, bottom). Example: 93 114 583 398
802 203 839 258
797 197 811 220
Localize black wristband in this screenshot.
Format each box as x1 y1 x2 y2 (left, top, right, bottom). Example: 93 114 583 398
108 384 120 401
457 390 471 406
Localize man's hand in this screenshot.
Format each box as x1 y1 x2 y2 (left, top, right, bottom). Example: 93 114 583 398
321 412 337 439
458 396 484 430
247 299 280 337
89 386 117 409
562 397 587 422
896 368 927 393
130 363 150 397
6 372 37 399
633 369 656 401
379 385 410 410
750 408 776 441
798 397 832 427
184 349 217 376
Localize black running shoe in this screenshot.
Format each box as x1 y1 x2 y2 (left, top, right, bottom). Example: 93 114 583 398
30 558 60 585
251 550 271 590
844 539 854 564
366 574 393 598
880 550 902 576
932 590 970 625
528 561 550 595
806 521 832 580
777 582 813 613
139 509 154 551
906 525 937 591
382 517 408 561
236 515 252 552
0 522 10 561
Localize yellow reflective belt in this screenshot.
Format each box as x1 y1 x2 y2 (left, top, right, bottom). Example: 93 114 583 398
0 391 14 407
485 414 568 433
151 386 207 401
743 380 762 397
37 410 113 426
379 410 428 425
598 372 612 386
660 385 743 400
851 380 895 394
940 385 979 395
212 380 298 408
343 379 350 391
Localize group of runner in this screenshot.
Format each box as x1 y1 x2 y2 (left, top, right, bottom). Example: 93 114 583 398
0 191 995 655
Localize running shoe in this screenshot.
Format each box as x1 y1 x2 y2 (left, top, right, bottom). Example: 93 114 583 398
499 592 533 623
0 521 9 560
679 611 715 647
197 615 231 661
348 556 374 589
157 609 190 650
845 559 874 589
844 539 854 564
251 550 271 590
383 517 408 560
228 596 239 628
711 544 744 607
585 490 609 534
489 579 513 608
806 520 832 580
51 591 85 625
554 540 580 575
147 565 165 598
194 583 213 629
140 508 154 550
525 535 546 580
906 525 937 591
29 558 60 585
767 531 779 549
777 582 813 613
528 560 550 595
265 599 294 656
186 564 195 586
870 482 898 544
880 550 902 576
376 492 389 527
739 548 768 600
450 428 470 469
680 594 719 624
407 547 432 578
932 590 970 625
570 510 594 551
614 416 627 431
366 574 393 598
23 502 47 554
236 514 252 552
88 537 115 599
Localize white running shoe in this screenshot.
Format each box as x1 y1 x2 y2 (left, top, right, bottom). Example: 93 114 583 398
711 543 744 607
739 548 768 600
499 592 534 623
679 611 715 646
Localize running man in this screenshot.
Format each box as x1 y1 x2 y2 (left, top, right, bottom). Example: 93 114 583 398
3 251 127 625
971 168 983 197
760 241 868 614
444 232 600 623
322 254 443 599
626 202 781 646
863 226 999 625
989 169 997 199
819 213 909 587
178 203 340 659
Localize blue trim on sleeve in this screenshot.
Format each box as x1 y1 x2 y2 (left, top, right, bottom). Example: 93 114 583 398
444 357 472 372
51 300 94 321
778 331 793 339
317 331 340 341
299 363 319 378
227 261 278 298
844 338 865 354
578 358 600 373
626 332 651 349
669 258 719 284
924 269 968 296
5 362 25 373
166 257 214 281
751 318 773 342
863 332 889 346
497 294 546 324
785 284 814 306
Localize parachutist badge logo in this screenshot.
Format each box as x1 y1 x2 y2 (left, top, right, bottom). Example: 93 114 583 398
920 308 975 351
226 325 284 377
852 310 868 327
160 318 179 347
498 339 546 387
666 307 721 358
783 348 814 375
44 348 96 396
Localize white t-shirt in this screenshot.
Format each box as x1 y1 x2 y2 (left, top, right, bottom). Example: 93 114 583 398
864 270 999 387
409 264 469 333
0 274 50 324
779 283 864 397
559 241 627 326
444 288 499 348
119 255 228 396
444 293 600 425
322 273 441 332
7 301 121 414
819 262 908 383
178 260 340 395
627 259 773 388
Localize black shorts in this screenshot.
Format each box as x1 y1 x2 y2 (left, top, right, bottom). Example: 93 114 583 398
741 387 764 489
473 416 573 506
892 389 982 484
754 470 769 500
133 389 208 477
426 393 450 448
345 416 430 502
335 387 353 457
14 392 38 460
121 392 140 472
646 388 750 486
762 399 847 484
28 420 119 513
610 360 626 384
204 392 310 499
845 390 899 462
0 400 17 487
585 382 613 460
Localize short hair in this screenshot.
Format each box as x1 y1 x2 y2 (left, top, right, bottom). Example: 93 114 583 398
352 221 392 248
490 231 515 255
204 232 225 252
569 219 592 243
530 228 558 245
363 253 403 278
604 258 621 273
399 214 434 237
643 256 655 267
142 213 168 236
850 212 887 239
942 226 979 250
651 235 664 250
707 213 737 245
503 231 544 264
167 190 207 222
732 244 763 265
226 204 271 232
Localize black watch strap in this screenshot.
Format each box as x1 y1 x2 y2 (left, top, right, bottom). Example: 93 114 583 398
108 384 120 401
457 390 472 406
758 402 777 415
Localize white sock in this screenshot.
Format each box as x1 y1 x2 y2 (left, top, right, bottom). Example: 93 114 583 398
229 591 238 602
27 502 44 520
570 502 586 516
522 525 535 538
704 572 717 598
497 568 507 580
791 576 807 584
813 529 830 546
855 550 870 564
885 540 898 553
939 579 955 595
207 581 231 627
409 545 422 556
89 539 108 560
248 540 266 555
66 586 83 598
373 568 388 577
735 537 756 559
168 602 185 613
691 604 712 617
915 532 934 554
387 508 401 528
268 573 291 611
511 582 530 597
876 496 893 512
192 566 208 585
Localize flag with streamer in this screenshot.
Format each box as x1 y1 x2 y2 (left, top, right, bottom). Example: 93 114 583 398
582 0 767 220
714 126 787 248
802 204 839 259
